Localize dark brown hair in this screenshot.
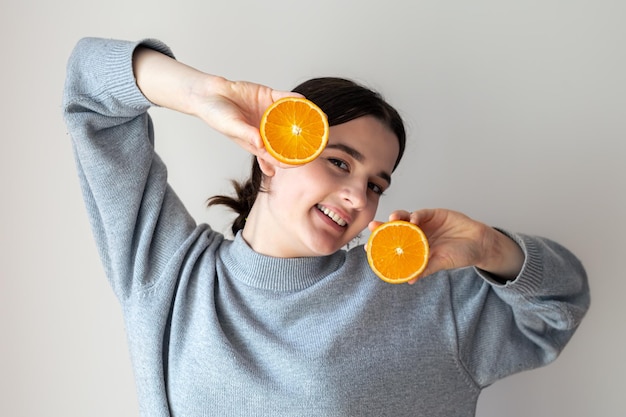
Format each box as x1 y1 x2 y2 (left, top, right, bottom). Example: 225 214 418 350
207 77 407 236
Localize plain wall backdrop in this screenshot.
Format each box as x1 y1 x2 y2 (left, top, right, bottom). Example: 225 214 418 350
1 0 624 416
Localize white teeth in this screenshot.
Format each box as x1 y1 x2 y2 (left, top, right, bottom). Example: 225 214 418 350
317 204 347 227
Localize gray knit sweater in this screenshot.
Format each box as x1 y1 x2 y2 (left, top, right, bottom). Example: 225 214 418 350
62 37 590 417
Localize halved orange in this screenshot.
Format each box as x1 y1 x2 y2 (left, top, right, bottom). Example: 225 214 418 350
259 97 329 165
366 220 430 284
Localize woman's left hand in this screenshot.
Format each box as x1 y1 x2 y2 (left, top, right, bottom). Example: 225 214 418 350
368 208 525 284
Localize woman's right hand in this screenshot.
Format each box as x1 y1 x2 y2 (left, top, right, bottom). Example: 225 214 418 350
193 76 301 166
132 47 300 167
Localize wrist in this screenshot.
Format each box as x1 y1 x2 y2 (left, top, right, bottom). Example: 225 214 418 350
476 229 525 281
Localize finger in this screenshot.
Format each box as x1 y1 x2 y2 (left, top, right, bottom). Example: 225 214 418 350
368 220 384 232
409 208 436 226
388 210 411 222
422 250 459 279
212 113 263 150
246 127 264 149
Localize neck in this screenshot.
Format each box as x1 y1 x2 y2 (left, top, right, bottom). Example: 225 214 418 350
242 201 291 257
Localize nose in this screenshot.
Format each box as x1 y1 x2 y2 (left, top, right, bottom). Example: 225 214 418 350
341 179 368 210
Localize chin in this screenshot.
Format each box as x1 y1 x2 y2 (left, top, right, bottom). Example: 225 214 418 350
307 238 350 257
301 221 356 256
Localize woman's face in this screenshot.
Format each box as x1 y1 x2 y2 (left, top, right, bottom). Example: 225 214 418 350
245 115 400 258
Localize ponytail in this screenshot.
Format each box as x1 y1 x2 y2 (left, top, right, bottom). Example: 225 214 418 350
206 157 265 236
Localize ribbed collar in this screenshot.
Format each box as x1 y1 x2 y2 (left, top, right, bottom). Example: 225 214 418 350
220 232 346 292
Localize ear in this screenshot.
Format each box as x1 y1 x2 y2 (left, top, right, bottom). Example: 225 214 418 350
257 156 276 177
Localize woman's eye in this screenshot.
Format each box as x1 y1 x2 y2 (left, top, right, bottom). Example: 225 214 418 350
368 182 384 195
329 158 349 171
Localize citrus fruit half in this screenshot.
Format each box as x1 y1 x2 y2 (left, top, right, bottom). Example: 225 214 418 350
366 220 430 284
259 97 329 165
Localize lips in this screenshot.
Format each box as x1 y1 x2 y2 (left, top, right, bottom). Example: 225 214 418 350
316 204 348 227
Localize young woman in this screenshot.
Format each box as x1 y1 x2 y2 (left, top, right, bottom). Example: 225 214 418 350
63 37 590 417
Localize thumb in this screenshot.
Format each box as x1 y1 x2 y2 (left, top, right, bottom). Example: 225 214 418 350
225 121 264 152
415 250 458 282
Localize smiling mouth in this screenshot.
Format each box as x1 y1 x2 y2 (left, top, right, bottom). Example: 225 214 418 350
316 204 348 227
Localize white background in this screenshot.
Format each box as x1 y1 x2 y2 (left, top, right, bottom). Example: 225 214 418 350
1 0 624 416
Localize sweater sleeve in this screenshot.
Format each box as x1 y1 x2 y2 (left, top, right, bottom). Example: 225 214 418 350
451 231 590 387
62 37 198 300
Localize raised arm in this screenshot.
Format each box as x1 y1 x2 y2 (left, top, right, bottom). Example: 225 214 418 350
132 46 298 166
62 38 294 300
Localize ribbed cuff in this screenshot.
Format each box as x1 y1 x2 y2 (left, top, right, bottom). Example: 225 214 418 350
103 38 176 109
475 229 543 296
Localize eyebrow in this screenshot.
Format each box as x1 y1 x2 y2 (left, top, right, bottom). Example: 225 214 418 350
326 143 392 185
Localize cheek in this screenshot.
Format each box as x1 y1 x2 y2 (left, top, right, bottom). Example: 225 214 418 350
352 204 377 230
271 167 319 201
365 207 378 224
